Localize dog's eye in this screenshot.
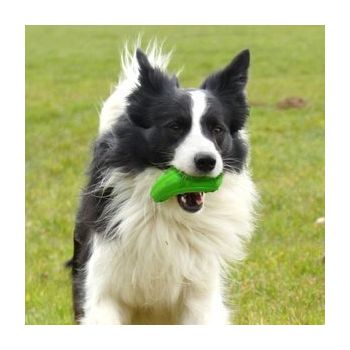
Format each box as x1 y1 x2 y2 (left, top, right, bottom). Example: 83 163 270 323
167 122 183 132
212 125 224 135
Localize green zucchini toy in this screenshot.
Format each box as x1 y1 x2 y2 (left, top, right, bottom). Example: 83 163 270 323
150 167 223 205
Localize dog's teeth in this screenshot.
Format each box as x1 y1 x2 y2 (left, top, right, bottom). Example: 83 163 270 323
180 195 187 204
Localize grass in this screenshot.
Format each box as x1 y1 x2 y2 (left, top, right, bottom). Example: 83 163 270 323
25 25 325 325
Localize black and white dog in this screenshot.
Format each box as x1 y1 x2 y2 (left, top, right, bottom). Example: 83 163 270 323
70 42 257 324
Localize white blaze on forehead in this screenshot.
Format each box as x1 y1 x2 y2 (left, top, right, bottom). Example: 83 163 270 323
171 90 223 177
190 90 208 127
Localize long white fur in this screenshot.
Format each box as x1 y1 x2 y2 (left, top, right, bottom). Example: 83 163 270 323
81 43 257 325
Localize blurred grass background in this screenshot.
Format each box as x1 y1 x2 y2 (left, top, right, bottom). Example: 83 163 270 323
25 25 325 325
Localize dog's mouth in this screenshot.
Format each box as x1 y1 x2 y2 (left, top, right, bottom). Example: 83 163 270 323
176 192 204 213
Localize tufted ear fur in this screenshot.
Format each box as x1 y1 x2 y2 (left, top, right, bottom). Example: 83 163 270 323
127 49 179 128
135 48 178 94
200 49 250 95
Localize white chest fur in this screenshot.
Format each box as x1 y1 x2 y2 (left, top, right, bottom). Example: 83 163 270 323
82 168 257 324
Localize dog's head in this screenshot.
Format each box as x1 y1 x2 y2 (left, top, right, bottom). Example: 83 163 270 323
96 48 250 212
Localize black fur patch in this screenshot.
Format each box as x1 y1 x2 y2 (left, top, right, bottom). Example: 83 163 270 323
200 49 250 134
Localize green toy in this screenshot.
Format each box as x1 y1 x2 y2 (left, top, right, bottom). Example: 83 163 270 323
150 167 223 203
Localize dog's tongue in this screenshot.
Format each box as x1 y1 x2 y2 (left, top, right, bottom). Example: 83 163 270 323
188 192 203 206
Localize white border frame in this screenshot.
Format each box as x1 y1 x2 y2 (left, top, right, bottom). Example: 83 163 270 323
1 0 349 349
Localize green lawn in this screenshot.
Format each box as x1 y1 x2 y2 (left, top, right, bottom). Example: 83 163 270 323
25 25 325 325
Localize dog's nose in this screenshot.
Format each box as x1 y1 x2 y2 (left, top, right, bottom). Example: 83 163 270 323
194 153 217 172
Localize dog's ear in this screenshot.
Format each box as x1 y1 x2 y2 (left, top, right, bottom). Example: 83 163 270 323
128 49 178 128
136 48 176 94
201 50 250 133
200 49 250 95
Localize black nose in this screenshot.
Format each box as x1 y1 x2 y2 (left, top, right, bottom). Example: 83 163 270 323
194 153 217 172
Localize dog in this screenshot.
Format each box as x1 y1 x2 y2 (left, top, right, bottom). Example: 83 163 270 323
69 41 257 325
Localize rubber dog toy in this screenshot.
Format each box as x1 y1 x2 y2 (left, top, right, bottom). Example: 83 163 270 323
151 167 223 203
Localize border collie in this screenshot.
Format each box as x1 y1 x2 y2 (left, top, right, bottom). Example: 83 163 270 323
70 41 257 325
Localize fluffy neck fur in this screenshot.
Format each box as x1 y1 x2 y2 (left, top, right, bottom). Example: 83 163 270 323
90 168 256 306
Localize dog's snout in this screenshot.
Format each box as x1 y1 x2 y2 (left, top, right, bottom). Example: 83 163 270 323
194 153 217 172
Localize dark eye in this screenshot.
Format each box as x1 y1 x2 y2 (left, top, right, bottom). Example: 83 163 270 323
167 122 183 132
212 125 224 135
